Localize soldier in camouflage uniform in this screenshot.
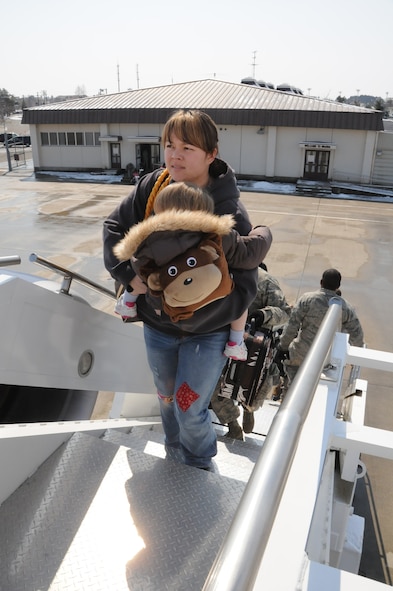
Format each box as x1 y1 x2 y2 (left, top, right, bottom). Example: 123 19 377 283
279 268 364 385
210 267 291 439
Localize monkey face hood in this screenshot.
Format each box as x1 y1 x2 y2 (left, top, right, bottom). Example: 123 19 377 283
113 209 235 322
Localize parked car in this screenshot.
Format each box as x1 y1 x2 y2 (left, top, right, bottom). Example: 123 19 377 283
6 135 31 147
0 132 18 144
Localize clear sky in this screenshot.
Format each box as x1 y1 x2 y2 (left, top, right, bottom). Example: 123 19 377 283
3 0 392 101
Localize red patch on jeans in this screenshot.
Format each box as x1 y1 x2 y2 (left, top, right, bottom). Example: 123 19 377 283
176 382 199 412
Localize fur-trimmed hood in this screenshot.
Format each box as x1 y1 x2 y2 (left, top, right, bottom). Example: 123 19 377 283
113 209 235 263
113 209 236 323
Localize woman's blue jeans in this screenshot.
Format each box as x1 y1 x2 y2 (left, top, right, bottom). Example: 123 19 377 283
143 325 228 468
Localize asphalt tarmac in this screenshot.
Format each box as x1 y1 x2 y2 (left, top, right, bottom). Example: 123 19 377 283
1 159 393 584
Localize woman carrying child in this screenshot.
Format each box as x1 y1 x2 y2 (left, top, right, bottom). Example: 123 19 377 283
103 109 272 470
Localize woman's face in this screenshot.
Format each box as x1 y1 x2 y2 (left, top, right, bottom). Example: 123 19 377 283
164 134 217 187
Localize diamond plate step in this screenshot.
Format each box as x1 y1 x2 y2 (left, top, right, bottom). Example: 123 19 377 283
0 431 248 591
103 422 264 483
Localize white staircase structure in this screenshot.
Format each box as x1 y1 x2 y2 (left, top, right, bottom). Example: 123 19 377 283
1 258 393 590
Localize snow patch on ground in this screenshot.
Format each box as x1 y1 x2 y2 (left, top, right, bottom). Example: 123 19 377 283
34 170 393 203
36 170 123 184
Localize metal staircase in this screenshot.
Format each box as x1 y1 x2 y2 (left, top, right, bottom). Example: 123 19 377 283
0 428 261 591
1 260 393 590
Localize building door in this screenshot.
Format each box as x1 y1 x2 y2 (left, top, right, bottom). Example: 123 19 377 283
110 143 121 169
303 150 330 181
136 144 161 173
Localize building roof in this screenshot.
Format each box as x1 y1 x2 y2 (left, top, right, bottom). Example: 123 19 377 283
22 79 384 131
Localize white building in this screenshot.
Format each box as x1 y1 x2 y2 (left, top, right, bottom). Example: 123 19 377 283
22 79 393 187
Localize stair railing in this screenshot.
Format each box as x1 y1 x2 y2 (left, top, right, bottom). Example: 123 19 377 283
203 300 343 591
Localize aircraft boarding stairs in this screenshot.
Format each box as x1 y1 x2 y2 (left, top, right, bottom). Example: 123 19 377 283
1 256 393 590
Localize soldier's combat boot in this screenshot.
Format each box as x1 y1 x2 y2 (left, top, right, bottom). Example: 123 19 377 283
242 410 255 433
225 420 244 440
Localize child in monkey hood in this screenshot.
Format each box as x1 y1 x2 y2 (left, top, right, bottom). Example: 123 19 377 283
114 182 272 360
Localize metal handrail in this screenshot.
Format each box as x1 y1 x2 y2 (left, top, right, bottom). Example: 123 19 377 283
0 255 21 267
29 252 116 299
203 301 343 591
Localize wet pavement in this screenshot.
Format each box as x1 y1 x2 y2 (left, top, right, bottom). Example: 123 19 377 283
1 158 393 583
0 156 129 311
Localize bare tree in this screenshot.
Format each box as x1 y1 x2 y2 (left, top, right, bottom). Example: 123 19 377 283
0 89 15 118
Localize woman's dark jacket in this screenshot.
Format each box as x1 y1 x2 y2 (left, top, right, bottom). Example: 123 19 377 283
103 161 270 335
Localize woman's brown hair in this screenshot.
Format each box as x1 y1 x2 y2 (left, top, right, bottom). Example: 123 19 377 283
144 110 219 219
162 109 219 154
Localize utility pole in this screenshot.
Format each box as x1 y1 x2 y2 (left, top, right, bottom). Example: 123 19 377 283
0 95 12 172
2 120 12 172
136 64 140 89
117 63 120 93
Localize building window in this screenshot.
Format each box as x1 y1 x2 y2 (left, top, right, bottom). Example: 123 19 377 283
41 130 101 147
67 132 75 146
85 132 94 146
49 132 58 146
41 132 49 146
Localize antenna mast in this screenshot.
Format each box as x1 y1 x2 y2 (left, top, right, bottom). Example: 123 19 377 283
251 50 258 78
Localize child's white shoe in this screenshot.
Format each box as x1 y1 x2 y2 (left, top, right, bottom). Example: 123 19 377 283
114 294 137 319
224 340 248 361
